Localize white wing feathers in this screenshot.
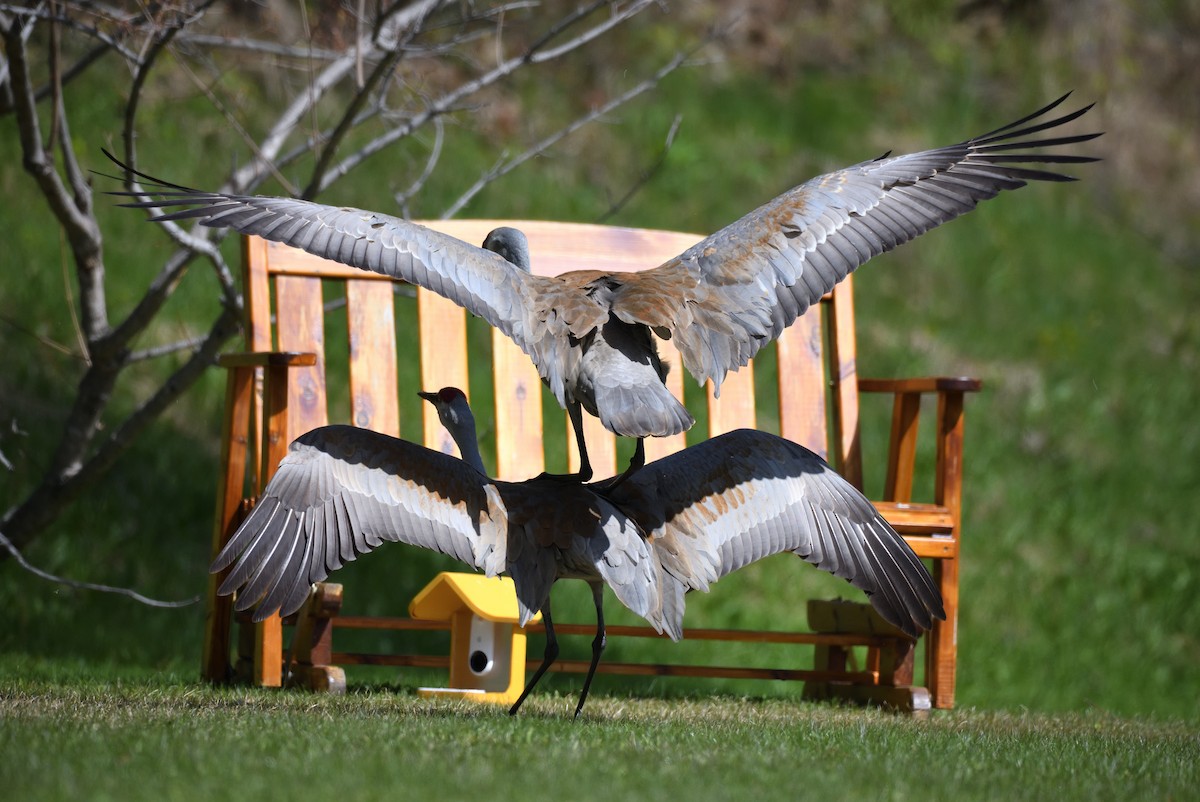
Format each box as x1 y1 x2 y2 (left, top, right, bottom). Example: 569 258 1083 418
214 425 944 637
612 429 943 637
211 425 507 621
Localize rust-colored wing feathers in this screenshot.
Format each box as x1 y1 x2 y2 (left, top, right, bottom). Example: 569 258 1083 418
620 94 1099 392
211 425 507 621
106 157 568 389
611 429 944 637
213 423 942 637
110 95 1095 409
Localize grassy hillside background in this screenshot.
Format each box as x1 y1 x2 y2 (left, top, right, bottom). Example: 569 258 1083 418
2 1 1197 722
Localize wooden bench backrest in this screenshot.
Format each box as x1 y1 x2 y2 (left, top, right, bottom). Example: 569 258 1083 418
242 220 862 485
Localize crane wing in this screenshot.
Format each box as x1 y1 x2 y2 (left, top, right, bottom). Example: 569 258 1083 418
576 499 667 636
611 429 944 637
612 94 1100 393
105 153 563 384
211 425 508 622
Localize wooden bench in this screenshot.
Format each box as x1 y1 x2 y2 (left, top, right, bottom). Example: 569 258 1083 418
201 220 979 710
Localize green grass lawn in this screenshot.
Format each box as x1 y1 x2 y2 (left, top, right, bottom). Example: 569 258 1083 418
3 7 1199 783
2 668 1196 802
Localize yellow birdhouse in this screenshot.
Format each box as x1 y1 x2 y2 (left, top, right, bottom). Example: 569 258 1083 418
408 572 539 706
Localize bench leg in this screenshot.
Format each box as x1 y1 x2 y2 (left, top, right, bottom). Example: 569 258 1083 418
803 599 931 713
287 583 347 693
927 557 958 708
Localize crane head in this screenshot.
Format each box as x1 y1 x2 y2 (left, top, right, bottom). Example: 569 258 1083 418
417 387 486 474
418 387 473 430
481 226 531 272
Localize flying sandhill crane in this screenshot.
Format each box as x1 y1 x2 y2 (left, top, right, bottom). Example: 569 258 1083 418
212 387 943 717
111 94 1098 481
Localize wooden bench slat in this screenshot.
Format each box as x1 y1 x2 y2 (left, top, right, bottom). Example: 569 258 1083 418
828 278 862 488
777 307 829 459
347 279 400 436
417 290 468 457
275 275 329 436
569 409 617 478
707 363 756 436
493 332 546 480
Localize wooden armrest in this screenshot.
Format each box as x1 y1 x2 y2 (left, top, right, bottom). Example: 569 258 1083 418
872 503 957 558
874 501 955 533
217 351 318 369
862 378 979 505
859 376 982 393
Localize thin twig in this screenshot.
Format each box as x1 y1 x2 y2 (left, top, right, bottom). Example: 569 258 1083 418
174 33 344 61
394 116 445 215
529 0 653 64
58 229 89 364
597 113 681 223
0 3 143 62
121 3 190 184
0 313 85 360
0 529 200 608
442 48 688 218
301 34 407 198
165 48 298 195
319 0 656 192
227 0 443 193
47 0 61 153
127 334 209 363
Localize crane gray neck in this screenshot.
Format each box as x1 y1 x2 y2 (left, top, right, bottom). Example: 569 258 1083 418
445 406 488 475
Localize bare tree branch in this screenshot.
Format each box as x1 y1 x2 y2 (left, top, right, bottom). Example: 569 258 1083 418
121 5 193 182
0 1 690 611
597 112 682 223
394 116 445 215
0 3 142 62
174 33 344 62
4 19 103 280
299 15 418 198
529 0 655 63
1 303 243 548
0 529 200 608
228 0 446 193
127 334 211 363
0 313 86 361
443 47 688 218
319 0 659 191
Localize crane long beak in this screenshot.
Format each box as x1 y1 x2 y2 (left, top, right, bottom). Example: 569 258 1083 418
417 390 437 404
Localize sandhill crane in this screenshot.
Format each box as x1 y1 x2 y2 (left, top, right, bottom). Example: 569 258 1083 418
111 94 1097 481
213 387 943 716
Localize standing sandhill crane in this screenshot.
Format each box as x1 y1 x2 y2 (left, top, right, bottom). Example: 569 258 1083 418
213 387 943 717
111 94 1097 481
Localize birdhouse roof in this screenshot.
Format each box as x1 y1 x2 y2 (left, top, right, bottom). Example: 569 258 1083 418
408 572 536 624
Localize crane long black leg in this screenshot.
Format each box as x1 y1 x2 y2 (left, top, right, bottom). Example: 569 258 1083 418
573 582 607 719
534 402 593 484
566 402 594 483
595 437 645 494
509 600 559 716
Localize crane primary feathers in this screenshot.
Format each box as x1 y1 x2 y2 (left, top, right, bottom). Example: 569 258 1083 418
111 94 1098 481
212 388 943 716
